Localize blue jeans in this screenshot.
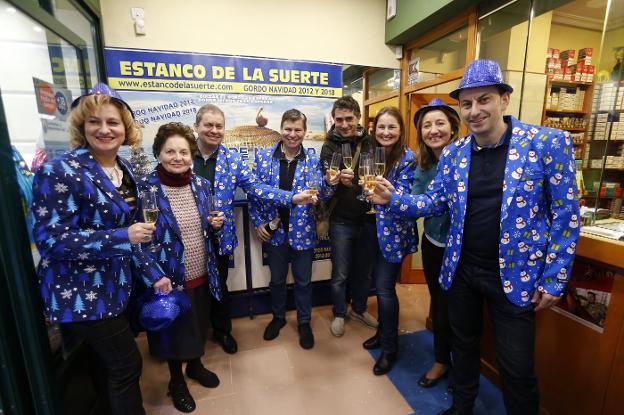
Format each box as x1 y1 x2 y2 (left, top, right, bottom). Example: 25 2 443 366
265 242 313 324
373 256 401 353
329 220 375 317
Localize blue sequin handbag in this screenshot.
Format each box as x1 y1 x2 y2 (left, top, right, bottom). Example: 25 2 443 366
139 290 192 331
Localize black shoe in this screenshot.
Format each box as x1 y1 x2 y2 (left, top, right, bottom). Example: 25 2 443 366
186 365 220 388
213 333 238 354
417 370 448 388
168 380 196 413
298 323 314 349
362 332 380 350
373 352 396 376
263 317 286 341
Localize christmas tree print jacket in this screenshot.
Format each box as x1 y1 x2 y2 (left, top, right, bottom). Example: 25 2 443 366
32 148 164 323
248 143 333 250
387 116 581 306
205 145 294 256
138 172 221 301
373 147 418 263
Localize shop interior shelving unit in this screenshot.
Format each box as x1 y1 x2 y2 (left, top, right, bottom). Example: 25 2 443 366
584 80 624 218
541 78 624 219
541 78 594 162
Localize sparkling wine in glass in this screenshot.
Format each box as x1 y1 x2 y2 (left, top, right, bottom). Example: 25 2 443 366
140 191 161 252
328 152 342 181
375 146 386 177
341 143 353 170
363 158 377 214
207 194 221 222
356 153 370 201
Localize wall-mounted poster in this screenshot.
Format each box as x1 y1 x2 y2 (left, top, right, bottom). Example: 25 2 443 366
105 47 341 290
32 77 73 160
553 257 616 333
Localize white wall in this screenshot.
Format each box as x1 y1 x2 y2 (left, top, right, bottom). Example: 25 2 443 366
100 0 399 69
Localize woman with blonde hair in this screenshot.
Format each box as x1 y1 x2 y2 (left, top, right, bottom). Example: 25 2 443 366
32 83 171 414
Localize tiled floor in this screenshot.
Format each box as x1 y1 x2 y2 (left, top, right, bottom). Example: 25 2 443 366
138 284 431 415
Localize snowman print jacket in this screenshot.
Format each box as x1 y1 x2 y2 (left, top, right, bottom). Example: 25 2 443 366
388 116 580 306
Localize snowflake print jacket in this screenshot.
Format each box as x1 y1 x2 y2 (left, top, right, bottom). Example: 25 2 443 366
138 172 221 300
374 147 418 263
202 145 294 256
387 116 580 306
248 143 332 250
32 148 164 323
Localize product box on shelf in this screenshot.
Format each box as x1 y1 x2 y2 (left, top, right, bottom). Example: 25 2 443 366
584 65 595 83
579 48 593 60
590 159 604 168
560 49 576 62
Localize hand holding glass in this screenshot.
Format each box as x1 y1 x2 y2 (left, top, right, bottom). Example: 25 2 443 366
207 194 222 224
140 191 161 251
328 152 342 181
341 143 353 170
363 158 377 214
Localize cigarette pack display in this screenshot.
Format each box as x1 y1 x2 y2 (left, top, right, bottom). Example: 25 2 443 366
560 49 575 61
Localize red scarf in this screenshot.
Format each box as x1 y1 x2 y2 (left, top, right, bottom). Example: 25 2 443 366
156 163 192 187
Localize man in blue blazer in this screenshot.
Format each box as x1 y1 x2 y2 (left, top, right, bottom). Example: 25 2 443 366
372 59 580 415
193 104 312 355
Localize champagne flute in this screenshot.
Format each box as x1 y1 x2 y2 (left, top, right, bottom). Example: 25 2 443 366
342 143 353 170
363 158 378 214
140 191 161 252
356 153 369 201
207 194 221 224
328 152 342 181
374 146 386 177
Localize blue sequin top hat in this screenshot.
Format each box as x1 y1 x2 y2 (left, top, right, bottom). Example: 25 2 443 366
449 59 513 99
71 82 135 118
139 289 192 332
413 98 460 128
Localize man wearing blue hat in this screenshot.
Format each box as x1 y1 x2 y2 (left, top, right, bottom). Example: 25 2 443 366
372 59 580 414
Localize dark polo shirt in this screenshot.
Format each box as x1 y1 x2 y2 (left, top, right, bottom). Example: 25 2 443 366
460 118 512 270
193 149 218 186
274 143 305 233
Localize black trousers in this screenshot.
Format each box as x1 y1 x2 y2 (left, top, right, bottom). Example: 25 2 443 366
448 260 538 415
66 314 144 415
209 251 232 335
421 235 452 365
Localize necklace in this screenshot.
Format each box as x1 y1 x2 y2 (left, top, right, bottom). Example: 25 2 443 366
102 163 124 187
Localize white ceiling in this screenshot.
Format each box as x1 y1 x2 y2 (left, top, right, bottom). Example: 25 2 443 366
553 0 624 31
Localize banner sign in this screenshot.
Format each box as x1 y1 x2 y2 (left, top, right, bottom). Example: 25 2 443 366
106 48 343 98
104 47 335 286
